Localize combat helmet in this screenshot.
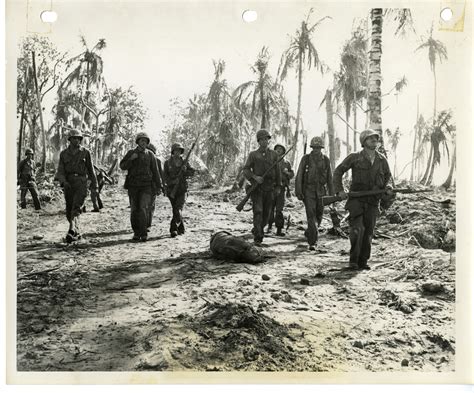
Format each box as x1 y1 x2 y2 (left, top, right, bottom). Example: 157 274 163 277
256 129 271 141
68 128 84 141
274 144 286 154
135 132 150 144
359 129 380 147
171 142 185 154
310 136 324 148
25 148 34 156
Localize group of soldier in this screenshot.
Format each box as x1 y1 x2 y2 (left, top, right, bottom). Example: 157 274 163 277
241 127 392 270
18 125 392 270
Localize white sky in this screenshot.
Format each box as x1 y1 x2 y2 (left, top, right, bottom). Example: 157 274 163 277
7 0 472 184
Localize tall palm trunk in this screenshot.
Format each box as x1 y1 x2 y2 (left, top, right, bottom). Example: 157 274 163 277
259 81 266 128
368 8 385 152
32 51 47 173
353 91 358 151
345 104 350 155
325 90 336 170
441 144 456 189
292 47 304 165
410 95 419 181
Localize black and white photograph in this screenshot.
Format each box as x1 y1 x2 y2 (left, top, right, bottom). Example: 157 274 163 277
4 0 473 384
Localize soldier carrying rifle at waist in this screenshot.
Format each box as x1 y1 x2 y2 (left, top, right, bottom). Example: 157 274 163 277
332 129 393 270
241 129 282 245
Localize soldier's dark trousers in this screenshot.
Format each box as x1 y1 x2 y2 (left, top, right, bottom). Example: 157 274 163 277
347 200 378 267
20 181 41 210
303 187 324 246
269 190 285 229
91 183 104 210
251 189 274 242
128 187 152 238
64 175 88 232
148 192 157 229
168 192 186 234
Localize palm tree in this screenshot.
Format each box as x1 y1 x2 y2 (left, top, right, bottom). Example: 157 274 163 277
415 23 448 120
385 127 401 178
415 23 448 184
59 36 107 130
421 110 455 186
278 8 330 164
233 47 282 130
334 27 367 155
367 8 413 148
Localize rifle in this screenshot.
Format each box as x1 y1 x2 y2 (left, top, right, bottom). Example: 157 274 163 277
169 135 199 199
236 145 294 212
321 188 431 207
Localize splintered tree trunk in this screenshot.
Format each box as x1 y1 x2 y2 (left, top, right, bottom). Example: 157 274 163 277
353 91 357 151
292 48 304 166
410 95 419 181
368 8 385 152
441 144 456 189
325 90 336 170
32 52 47 172
345 105 350 155
259 77 266 129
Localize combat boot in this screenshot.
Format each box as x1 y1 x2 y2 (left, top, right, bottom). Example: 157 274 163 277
276 228 285 237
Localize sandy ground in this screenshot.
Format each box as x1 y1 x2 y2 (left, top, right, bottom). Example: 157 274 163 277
16 184 455 372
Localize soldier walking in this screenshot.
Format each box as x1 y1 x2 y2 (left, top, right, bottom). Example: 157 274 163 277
242 129 282 245
85 165 114 213
120 132 162 242
163 143 195 238
295 136 333 250
333 129 393 270
147 143 165 232
55 129 98 243
18 148 41 210
267 144 294 236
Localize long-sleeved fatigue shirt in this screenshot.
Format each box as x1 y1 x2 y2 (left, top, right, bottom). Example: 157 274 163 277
295 151 334 197
120 147 161 189
56 145 97 189
163 155 195 193
18 158 37 182
243 147 282 192
333 149 392 204
279 159 294 187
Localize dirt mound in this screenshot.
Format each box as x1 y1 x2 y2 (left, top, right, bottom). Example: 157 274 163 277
188 303 298 370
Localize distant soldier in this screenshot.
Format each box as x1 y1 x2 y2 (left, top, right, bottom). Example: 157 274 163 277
163 143 195 238
17 148 41 210
88 165 114 212
267 144 294 236
120 132 162 242
242 129 282 245
333 129 393 270
147 143 165 231
55 129 98 243
295 136 333 250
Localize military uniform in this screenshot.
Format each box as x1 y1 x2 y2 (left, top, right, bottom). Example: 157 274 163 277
268 145 294 235
333 130 392 269
55 131 97 242
18 150 41 210
163 143 195 237
147 143 164 230
120 132 161 241
243 130 282 244
295 140 333 247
